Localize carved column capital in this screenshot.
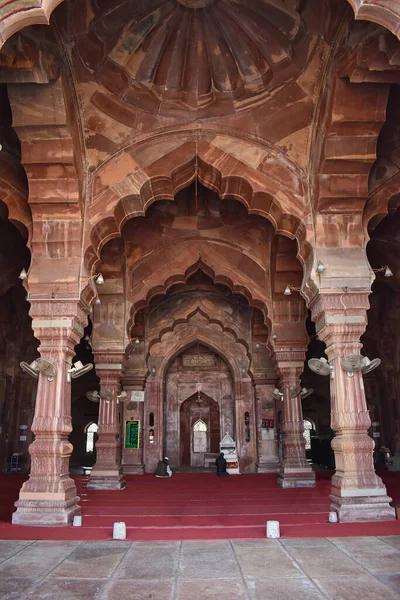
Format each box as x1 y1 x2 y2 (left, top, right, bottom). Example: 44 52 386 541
309 291 370 355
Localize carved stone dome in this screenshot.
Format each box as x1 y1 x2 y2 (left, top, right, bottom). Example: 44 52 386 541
82 0 305 117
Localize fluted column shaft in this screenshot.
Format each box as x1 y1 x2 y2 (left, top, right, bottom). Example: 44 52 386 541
276 362 315 488
88 357 125 490
310 292 395 521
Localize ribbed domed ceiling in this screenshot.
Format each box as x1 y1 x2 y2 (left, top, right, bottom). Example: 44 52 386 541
83 0 305 117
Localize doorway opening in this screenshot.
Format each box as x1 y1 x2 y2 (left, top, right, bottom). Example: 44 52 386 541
180 392 220 468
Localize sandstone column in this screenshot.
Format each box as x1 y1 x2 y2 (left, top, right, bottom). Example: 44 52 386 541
310 292 395 521
255 379 280 473
87 357 125 490
121 375 145 475
276 360 315 488
12 299 88 526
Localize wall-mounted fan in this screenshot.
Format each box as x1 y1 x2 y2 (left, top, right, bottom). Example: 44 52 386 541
361 356 381 374
86 390 100 403
20 358 57 382
341 354 381 377
299 387 314 399
308 357 333 378
272 388 283 400
67 360 94 382
100 390 113 404
117 390 128 403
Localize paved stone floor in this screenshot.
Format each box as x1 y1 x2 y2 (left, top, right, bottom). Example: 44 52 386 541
0 536 399 599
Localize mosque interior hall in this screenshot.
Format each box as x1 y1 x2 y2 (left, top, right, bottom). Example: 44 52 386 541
0 0 400 542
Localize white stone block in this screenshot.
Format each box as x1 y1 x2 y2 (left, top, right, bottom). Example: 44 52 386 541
266 520 280 538
113 521 127 540
72 515 82 527
329 511 338 523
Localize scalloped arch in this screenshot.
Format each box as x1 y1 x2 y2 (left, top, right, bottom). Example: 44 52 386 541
147 315 250 382
125 258 272 353
347 1 400 39
85 137 313 277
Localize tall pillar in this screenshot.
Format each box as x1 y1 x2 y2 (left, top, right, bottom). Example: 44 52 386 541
12 300 88 526
143 379 163 474
310 292 395 521
121 375 145 475
87 357 125 490
276 361 316 488
255 379 280 473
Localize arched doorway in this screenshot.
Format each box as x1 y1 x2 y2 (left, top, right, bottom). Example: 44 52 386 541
180 392 220 468
164 343 234 469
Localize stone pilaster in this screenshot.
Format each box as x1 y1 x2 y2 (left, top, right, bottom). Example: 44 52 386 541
121 375 145 475
275 353 316 488
12 299 89 526
254 379 280 473
310 292 395 522
87 356 125 490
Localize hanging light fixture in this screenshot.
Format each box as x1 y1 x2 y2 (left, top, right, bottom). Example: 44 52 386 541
19 268 27 280
96 273 104 285
316 261 326 273
384 267 394 278
284 285 292 296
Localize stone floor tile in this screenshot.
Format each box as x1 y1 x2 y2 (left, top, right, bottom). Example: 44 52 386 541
0 540 33 563
285 544 365 577
335 538 400 574
379 536 400 549
23 578 106 600
280 538 333 547
0 541 80 579
105 580 174 600
115 542 179 580
377 573 400 595
313 574 400 600
50 541 130 579
234 544 302 579
176 579 247 600
327 536 381 544
231 540 280 548
246 577 326 600
0 578 36 600
179 541 240 580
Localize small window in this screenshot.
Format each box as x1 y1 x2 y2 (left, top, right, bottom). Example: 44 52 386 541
303 418 314 451
149 412 154 427
86 422 98 453
193 419 207 432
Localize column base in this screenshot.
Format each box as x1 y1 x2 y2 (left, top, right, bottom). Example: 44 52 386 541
87 469 126 490
278 466 316 488
12 496 81 527
330 493 396 522
122 463 144 475
257 460 280 473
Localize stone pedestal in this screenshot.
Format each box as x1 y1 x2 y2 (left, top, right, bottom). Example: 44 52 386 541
12 300 87 526
87 361 125 490
311 292 396 522
276 364 315 488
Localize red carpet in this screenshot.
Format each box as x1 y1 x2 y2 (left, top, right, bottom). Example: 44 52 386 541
0 472 399 541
